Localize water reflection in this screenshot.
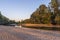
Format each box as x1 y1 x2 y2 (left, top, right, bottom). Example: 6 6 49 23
15 25 22 28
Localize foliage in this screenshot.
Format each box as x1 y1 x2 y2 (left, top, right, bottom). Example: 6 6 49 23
30 4 51 24
21 3 60 25
0 12 17 25
55 14 60 25
21 19 31 24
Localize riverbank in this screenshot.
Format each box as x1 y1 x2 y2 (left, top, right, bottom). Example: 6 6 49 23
21 24 60 31
22 24 60 27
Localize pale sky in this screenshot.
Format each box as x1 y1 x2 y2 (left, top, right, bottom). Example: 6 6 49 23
0 0 51 21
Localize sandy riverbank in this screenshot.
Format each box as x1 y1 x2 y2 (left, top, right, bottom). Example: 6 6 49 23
22 24 60 27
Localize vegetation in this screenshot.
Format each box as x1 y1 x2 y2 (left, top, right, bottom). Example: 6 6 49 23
21 1 60 25
21 4 60 25
17 0 60 31
0 12 17 25
30 5 51 24
0 0 60 26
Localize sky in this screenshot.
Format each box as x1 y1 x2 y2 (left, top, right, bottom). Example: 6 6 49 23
0 0 51 21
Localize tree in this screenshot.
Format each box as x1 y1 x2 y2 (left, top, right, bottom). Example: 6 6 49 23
0 11 9 25
30 4 51 24
55 14 60 25
0 11 17 25
51 0 60 25
30 9 41 24
21 19 32 24
21 3 60 25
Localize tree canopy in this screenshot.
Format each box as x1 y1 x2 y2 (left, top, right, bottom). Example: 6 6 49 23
21 4 60 25
0 11 17 25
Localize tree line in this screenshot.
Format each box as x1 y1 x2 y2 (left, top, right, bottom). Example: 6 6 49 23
0 12 17 25
21 4 60 25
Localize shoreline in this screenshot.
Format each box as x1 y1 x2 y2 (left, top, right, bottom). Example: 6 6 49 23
21 24 60 31
22 24 60 27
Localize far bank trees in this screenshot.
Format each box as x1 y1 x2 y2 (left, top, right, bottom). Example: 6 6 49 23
21 4 60 25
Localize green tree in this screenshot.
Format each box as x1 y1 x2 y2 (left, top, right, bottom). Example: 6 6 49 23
30 4 51 24
55 14 60 25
